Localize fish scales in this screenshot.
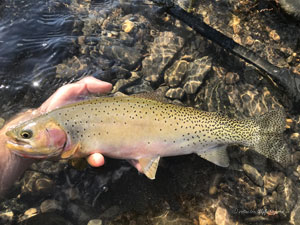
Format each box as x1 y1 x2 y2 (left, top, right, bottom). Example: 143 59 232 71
6 95 290 179
50 96 257 158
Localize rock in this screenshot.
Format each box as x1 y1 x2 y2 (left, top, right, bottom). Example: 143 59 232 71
112 72 140 93
34 177 55 193
164 59 189 87
225 72 239 85
165 88 185 100
87 219 102 225
125 79 153 94
64 188 80 201
263 172 285 193
98 45 142 70
198 212 215 225
290 200 300 225
242 164 264 187
183 56 212 94
278 0 300 18
40 200 62 213
122 20 134 33
150 210 192 225
0 210 14 224
67 203 97 225
142 31 185 84
277 177 297 212
30 160 67 175
215 206 234 225
269 30 280 41
19 212 72 225
20 208 38 221
21 171 54 195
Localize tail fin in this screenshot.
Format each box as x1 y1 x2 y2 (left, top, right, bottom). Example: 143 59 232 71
253 109 290 168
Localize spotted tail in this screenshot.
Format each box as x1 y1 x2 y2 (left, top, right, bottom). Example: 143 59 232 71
253 109 290 167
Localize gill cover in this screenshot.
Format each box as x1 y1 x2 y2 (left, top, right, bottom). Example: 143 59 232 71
6 119 67 158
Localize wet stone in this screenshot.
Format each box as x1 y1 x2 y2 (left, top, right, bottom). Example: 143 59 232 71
40 200 62 213
87 219 103 225
263 172 285 193
30 160 67 175
290 200 300 225
0 210 14 224
164 59 189 87
21 171 54 195
224 72 239 84
198 212 215 225
215 206 234 225
277 177 297 212
98 45 142 70
112 72 140 93
122 19 134 33
20 208 38 221
150 210 193 225
142 31 185 84
165 87 185 100
242 164 264 187
19 212 72 225
183 56 212 94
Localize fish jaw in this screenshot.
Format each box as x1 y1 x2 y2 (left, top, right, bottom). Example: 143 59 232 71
6 140 63 159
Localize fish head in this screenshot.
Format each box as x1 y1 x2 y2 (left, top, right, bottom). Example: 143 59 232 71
5 118 67 159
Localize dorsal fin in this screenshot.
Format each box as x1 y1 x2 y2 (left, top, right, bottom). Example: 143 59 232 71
133 89 170 104
198 145 229 167
138 156 161 179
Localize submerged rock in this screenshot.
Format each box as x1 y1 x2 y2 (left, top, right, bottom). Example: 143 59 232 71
142 31 185 84
242 163 264 187
165 87 186 100
183 56 212 94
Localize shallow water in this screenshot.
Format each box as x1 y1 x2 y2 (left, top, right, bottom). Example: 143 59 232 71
1 0 300 224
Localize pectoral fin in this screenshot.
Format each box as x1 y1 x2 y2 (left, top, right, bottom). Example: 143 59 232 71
61 143 81 159
198 145 229 167
138 156 160 180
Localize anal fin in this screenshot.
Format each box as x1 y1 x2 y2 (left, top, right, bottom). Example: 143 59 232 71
138 156 160 180
198 145 229 167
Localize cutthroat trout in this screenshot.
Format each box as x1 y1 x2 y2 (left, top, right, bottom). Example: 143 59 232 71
6 95 290 179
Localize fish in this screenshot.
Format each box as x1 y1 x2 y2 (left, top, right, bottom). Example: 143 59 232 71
5 95 290 179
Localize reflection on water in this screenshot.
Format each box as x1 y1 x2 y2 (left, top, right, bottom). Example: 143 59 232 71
1 0 300 224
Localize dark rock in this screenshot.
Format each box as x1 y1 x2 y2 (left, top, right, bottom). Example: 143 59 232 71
183 56 212 94
98 45 142 70
142 31 185 84
19 212 72 225
290 200 300 225
242 164 264 187
40 200 62 213
263 172 285 193
150 210 193 225
20 171 54 195
87 219 103 225
164 59 189 87
165 88 185 100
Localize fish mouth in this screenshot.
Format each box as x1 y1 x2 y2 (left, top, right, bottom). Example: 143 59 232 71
6 140 62 159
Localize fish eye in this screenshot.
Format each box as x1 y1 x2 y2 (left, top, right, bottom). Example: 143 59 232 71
20 130 33 139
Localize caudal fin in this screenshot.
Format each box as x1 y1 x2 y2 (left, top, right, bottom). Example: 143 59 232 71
254 109 290 167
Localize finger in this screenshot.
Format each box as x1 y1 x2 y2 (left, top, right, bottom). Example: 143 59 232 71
77 76 112 94
87 153 105 167
40 77 112 113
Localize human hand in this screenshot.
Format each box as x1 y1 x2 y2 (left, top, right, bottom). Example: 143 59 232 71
39 76 111 167
0 76 111 195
